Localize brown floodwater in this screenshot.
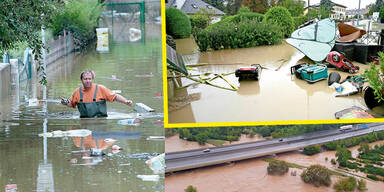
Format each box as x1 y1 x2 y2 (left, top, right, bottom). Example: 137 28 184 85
165 138 384 192
168 38 371 123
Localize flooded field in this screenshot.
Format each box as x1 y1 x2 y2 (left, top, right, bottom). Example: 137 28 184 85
165 138 384 192
168 38 371 123
0 22 164 191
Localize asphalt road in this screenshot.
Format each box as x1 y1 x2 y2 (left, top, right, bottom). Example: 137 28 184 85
165 123 384 173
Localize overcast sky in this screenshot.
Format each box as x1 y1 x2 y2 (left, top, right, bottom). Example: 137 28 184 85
306 0 376 9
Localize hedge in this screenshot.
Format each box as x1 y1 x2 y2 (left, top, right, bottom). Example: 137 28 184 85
263 6 294 38
195 19 283 51
166 8 191 39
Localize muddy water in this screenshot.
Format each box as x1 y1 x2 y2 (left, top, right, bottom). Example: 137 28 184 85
168 38 370 123
165 139 384 192
0 22 164 191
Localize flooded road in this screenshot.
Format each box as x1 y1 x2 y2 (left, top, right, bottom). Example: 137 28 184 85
165 138 384 192
168 38 370 123
0 22 164 191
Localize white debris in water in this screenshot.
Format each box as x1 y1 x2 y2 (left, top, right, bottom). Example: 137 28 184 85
38 129 92 137
137 175 159 182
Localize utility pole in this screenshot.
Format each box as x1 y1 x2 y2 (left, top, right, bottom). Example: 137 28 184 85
308 0 310 20
357 0 361 26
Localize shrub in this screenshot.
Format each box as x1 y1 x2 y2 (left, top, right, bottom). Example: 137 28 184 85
367 174 379 181
51 0 104 50
333 177 357 192
301 165 331 187
263 6 294 38
195 19 283 51
293 16 308 29
267 160 289 175
166 8 191 39
185 185 197 192
357 179 367 191
303 145 321 156
190 14 210 29
208 12 264 30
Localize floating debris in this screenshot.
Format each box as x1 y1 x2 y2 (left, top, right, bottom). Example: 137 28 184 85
146 153 165 174
134 103 155 113
38 129 92 137
146 136 165 141
137 175 159 182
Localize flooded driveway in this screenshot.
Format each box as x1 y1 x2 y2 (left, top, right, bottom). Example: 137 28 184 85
168 38 370 123
0 23 164 191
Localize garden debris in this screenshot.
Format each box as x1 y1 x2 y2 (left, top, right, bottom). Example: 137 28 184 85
335 106 374 119
328 72 341 86
329 81 358 97
134 103 155 113
291 64 328 83
137 175 160 182
175 71 238 91
337 22 366 43
145 153 165 174
326 51 359 73
146 136 165 141
38 129 92 137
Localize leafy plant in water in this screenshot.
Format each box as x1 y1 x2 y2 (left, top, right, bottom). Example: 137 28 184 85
362 52 384 102
51 0 104 51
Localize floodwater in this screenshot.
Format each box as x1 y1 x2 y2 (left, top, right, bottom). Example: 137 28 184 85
0 20 164 191
168 38 371 123
165 138 384 192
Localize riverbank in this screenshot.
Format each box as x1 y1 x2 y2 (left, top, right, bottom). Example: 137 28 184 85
165 139 384 192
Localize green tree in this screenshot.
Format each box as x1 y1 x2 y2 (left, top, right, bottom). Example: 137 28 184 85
279 0 305 17
336 146 352 167
301 164 331 187
267 160 289 175
357 179 367 191
303 145 321 156
185 185 197 192
242 0 277 14
263 6 294 37
320 0 333 12
333 177 357 192
166 8 192 38
0 0 59 85
358 143 370 154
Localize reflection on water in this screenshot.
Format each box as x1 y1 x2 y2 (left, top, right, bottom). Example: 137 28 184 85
169 39 370 123
0 22 163 191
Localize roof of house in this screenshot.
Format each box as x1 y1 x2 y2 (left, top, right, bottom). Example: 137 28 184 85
166 0 225 15
308 1 347 9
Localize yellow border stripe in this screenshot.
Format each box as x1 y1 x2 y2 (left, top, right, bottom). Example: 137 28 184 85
161 0 169 126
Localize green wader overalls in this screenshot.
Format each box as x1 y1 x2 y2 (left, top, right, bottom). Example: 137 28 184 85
77 84 108 118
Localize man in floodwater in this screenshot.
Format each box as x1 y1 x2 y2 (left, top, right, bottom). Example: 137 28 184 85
61 70 133 118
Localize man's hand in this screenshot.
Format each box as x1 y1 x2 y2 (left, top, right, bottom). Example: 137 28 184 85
125 100 133 106
61 98 69 106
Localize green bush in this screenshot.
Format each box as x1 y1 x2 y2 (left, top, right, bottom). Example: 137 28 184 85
293 16 308 30
190 14 210 29
208 12 264 30
301 165 331 187
166 8 191 39
185 185 197 192
267 160 289 175
51 0 104 50
303 145 321 156
195 19 283 51
357 179 367 191
263 6 294 38
367 174 379 181
333 177 357 192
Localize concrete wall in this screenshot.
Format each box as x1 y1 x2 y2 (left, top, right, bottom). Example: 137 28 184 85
0 63 11 99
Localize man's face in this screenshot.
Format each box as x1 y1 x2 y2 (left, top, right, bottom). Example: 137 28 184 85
81 73 93 89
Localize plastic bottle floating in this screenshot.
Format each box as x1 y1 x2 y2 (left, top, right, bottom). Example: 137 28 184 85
117 118 142 126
